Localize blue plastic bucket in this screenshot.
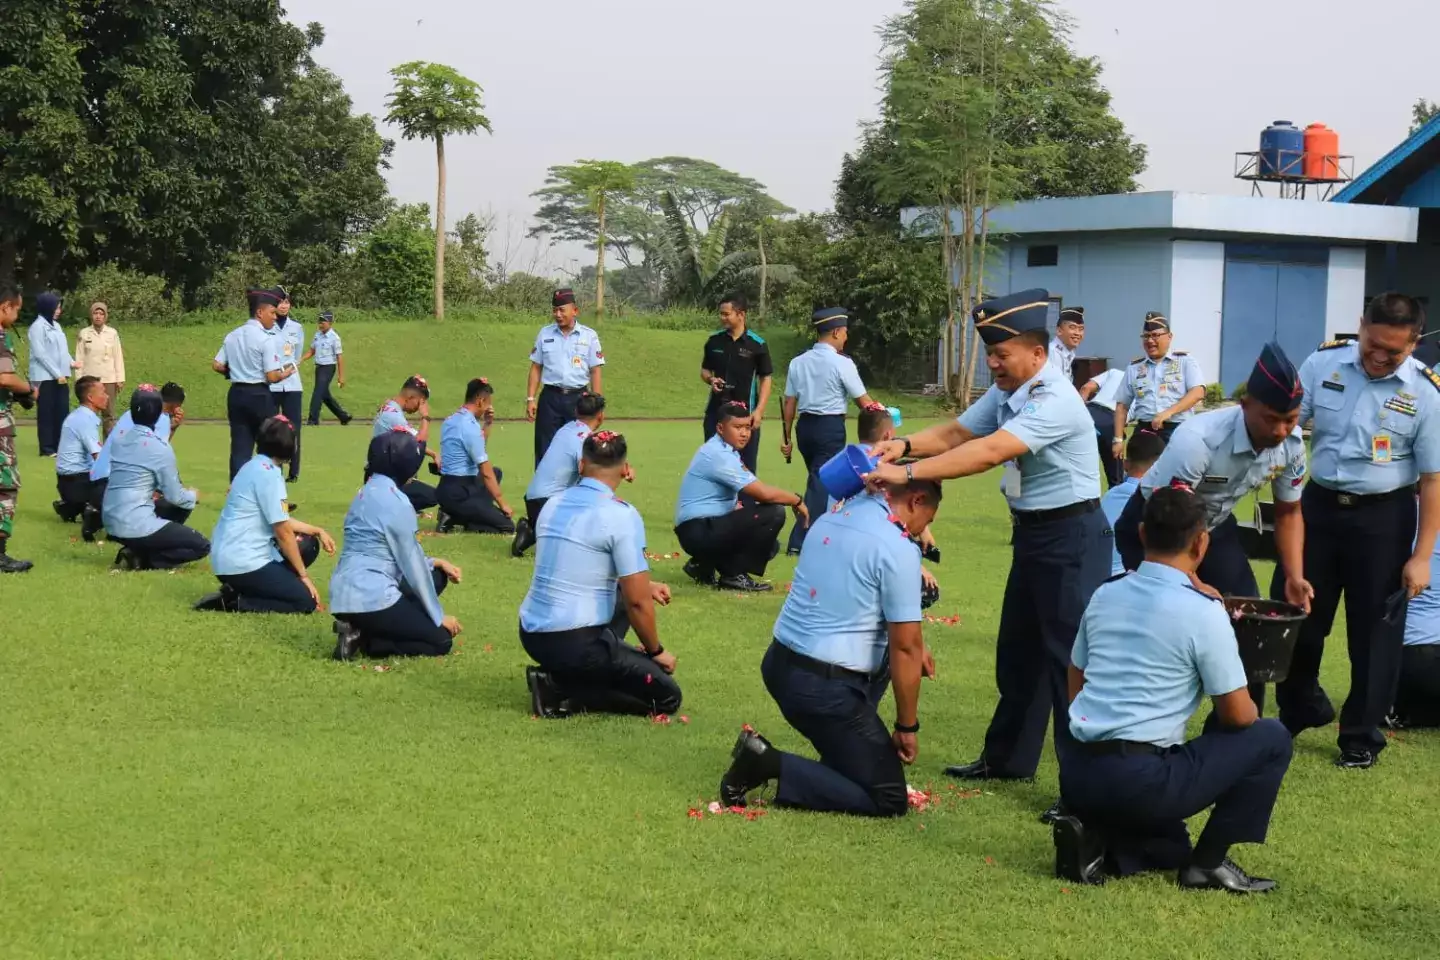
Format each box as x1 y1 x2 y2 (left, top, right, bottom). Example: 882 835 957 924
888 406 902 428
819 444 880 501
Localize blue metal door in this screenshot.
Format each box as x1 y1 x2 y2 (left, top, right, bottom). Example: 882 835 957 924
1221 262 1278 390
1274 264 1328 369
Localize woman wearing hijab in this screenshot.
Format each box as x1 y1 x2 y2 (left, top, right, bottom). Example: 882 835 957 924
75 302 125 435
27 292 79 456
330 428 464 661
102 386 209 570
196 415 337 614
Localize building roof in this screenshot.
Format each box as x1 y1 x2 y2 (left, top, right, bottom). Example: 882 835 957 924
901 191 1417 244
1332 113 1440 205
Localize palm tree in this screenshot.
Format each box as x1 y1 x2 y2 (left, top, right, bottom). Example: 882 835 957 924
385 62 491 320
656 191 795 305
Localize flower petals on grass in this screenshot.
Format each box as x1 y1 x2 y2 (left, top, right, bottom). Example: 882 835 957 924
923 614 963 627
688 798 769 822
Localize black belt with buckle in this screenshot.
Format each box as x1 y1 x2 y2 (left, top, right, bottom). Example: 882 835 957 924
771 640 883 683
541 385 584 396
1011 498 1100 527
1077 739 1166 757
1310 482 1416 508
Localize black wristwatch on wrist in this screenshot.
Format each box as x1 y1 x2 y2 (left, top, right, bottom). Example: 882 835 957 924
901 437 912 458
793 492 804 508
645 645 666 659
894 719 920 734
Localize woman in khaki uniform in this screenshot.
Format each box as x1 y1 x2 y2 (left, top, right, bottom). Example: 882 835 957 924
75 302 126 435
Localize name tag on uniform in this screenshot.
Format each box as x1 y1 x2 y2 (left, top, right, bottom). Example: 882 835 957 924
1321 380 1345 392
1001 460 1022 498
283 343 293 356
543 338 556 344
1373 435 1393 463
1200 475 1229 485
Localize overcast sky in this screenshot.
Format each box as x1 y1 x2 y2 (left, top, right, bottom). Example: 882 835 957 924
285 0 1437 274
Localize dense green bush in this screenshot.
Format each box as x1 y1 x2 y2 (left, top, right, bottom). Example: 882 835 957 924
195 252 282 311
360 205 434 315
68 264 183 325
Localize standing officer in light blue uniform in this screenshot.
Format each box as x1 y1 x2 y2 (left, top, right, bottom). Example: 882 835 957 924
436 377 514 535
27 292 78 456
303 311 350 426
103 387 207 571
1112 312 1206 448
1049 306 1085 382
213 287 293 481
781 308 877 554
1054 487 1292 894
269 291 305 483
1273 293 1440 768
520 430 682 719
53 376 106 523
1393 529 1440 727
525 288 604 466
513 390 608 557
331 430 465 661
868 289 1109 801
716 481 941 816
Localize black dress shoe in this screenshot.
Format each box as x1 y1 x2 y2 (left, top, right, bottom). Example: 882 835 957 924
193 591 228 612
436 510 455 534
53 500 74 521
340 415 352 426
331 619 362 662
717 573 772 592
1280 701 1336 737
510 518 535 558
1335 749 1377 769
0 551 33 574
682 558 715 586
719 727 782 807
1178 858 1277 894
526 666 571 719
81 506 102 542
1053 815 1106 885
1040 799 1065 825
944 757 1029 782
114 547 140 571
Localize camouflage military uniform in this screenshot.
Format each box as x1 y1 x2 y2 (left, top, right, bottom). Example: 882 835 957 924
0 328 20 539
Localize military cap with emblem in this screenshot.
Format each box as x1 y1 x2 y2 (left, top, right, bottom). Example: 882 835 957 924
552 288 576 308
1247 341 1303 413
1059 306 1085 326
971 288 1051 346
1142 311 1170 334
812 307 850 334
246 286 286 309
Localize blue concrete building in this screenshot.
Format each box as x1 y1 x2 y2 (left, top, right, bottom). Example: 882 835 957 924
904 191 1417 390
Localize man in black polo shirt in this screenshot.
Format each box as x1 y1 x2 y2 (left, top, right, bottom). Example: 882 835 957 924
701 293 773 473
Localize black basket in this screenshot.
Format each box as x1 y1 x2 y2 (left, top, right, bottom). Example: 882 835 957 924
1223 597 1306 684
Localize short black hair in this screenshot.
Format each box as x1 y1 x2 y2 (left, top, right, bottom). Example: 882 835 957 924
1141 486 1207 555
160 382 186 406
0 283 19 305
73 375 100 403
858 406 892 443
464 377 494 403
582 430 627 468
1364 292 1426 332
256 415 298 463
401 375 430 399
720 293 749 314
1011 328 1050 351
576 391 606 418
896 473 943 507
1125 429 1165 468
717 401 751 425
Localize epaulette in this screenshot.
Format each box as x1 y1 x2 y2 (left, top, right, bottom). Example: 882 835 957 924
745 330 766 345
1420 364 1440 393
1184 585 1221 602
1130 356 1145 364
1172 351 1189 356
612 496 635 509
1102 571 1129 584
1317 339 1351 351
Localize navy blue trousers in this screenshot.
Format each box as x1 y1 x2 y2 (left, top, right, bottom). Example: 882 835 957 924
1395 644 1440 727
762 642 907 817
308 365 349 424
1058 719 1293 876
273 391 303 479
114 521 210 570
787 413 846 553
982 507 1111 778
675 504 785 579
216 534 321 614
36 379 68 456
339 568 452 658
520 606 683 716
437 473 514 534
1087 404 1123 488
227 383 274 480
534 386 582 466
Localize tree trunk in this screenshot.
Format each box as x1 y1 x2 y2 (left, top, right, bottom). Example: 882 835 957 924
758 220 768 319
595 194 607 317
434 136 446 321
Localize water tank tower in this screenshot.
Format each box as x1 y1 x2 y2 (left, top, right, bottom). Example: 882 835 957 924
1235 120 1353 199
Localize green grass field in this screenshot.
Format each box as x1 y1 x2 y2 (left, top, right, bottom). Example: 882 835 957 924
3 412 1440 956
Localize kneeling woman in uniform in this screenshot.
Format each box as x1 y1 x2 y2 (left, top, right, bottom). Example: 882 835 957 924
103 386 209 571
330 429 464 660
674 401 808 592
1055 485 1293 894
196 416 337 613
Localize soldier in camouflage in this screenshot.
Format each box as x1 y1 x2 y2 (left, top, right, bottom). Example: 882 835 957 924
0 283 37 572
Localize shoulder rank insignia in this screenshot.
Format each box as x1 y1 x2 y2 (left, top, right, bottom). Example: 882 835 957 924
1317 339 1351 351
1130 356 1146 365
1102 571 1130 584
1421 364 1440 393
1184 584 1221 602
1173 351 1189 356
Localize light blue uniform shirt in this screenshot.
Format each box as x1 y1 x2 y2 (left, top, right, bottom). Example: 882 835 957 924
1405 532 1440 646
526 419 591 501
783 343 867 415
330 475 444 625
1049 338 1077 382
1070 562 1249 747
519 478 648 633
674 435 756 524
1117 351 1205 422
27 316 72 382
1138 406 1306 530
372 400 415 437
215 319 285 385
56 405 103 476
440 408 487 476
1100 476 1139 576
91 411 171 482
1086 369 1127 412
210 455 289 576
1299 342 1440 494
958 366 1102 511
271 318 304 392
311 328 342 365
102 426 197 540
774 493 923 674
530 322 604 389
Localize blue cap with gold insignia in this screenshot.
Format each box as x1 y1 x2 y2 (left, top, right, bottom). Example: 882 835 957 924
812 307 849 334
1142 311 1170 334
972 288 1050 346
1247 341 1303 413
1059 305 1085 326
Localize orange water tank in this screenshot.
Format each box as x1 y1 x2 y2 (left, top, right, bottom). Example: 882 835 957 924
1304 123 1340 180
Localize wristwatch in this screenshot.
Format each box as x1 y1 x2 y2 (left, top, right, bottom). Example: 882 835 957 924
904 463 915 482
901 437 912 457
645 645 666 659
894 720 920 734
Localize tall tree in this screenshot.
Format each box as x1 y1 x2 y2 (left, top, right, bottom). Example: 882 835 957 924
657 192 796 307
530 161 636 316
1412 98 1440 135
385 62 491 320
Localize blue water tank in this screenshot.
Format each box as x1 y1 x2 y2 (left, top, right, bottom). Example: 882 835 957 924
1259 120 1304 179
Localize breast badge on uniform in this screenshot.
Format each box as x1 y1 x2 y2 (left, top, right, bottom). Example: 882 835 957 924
1384 396 1419 418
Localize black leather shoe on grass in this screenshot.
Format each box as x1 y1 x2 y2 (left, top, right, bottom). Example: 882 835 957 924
683 559 715 586
944 757 1030 782
1039 799 1065 825
331 619 362 662
719 727 782 807
526 666 570 719
1178 859 1276 894
1335 749 1377 770
1053 815 1106 885
717 573 772 592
